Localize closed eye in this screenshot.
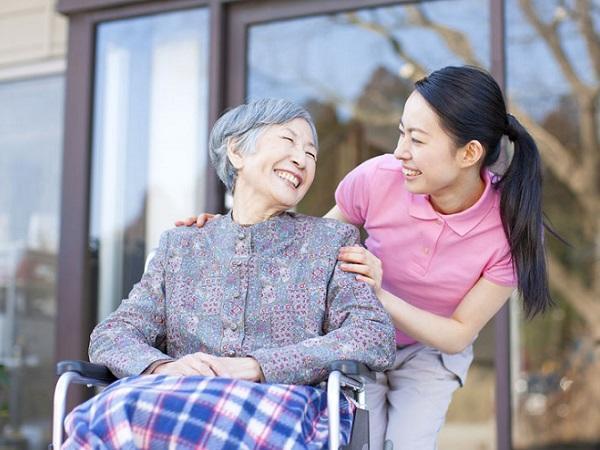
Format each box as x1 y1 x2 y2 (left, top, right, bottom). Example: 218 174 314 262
400 129 423 145
281 136 294 143
306 152 317 161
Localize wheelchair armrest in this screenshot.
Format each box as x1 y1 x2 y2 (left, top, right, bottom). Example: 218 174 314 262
328 360 376 382
56 360 117 384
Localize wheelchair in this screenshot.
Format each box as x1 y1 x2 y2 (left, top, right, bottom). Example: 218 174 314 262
52 358 379 449
52 251 393 449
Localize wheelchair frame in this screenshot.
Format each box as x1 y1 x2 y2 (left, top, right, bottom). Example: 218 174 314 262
52 359 375 449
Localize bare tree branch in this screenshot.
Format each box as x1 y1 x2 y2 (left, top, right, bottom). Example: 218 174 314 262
575 0 600 78
519 0 592 97
509 104 586 195
404 5 483 67
340 12 428 80
548 252 600 339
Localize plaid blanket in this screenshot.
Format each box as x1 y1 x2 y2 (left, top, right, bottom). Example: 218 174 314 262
63 375 354 449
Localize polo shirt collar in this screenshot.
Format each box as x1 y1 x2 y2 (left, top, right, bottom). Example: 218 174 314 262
408 170 497 237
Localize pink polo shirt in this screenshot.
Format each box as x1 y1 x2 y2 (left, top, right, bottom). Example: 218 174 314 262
335 154 517 346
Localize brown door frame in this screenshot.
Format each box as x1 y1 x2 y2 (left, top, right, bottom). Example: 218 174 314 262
490 0 510 448
56 0 510 447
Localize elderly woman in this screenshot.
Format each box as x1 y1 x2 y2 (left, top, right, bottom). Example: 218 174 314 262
62 99 395 450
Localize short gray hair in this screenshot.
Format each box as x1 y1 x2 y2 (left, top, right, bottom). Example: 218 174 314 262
209 98 318 191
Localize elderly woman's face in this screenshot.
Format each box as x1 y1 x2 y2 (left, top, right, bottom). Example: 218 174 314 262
234 118 317 211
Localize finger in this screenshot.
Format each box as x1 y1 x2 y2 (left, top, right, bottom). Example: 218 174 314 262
189 353 223 375
163 362 191 376
184 216 198 226
179 365 199 376
188 359 216 376
340 263 371 276
338 252 366 264
196 213 220 227
339 246 363 253
195 214 209 227
178 357 209 376
202 355 232 378
356 275 376 286
174 220 184 227
203 358 231 378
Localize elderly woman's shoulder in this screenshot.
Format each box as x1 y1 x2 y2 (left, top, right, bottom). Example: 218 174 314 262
158 216 225 246
290 213 360 242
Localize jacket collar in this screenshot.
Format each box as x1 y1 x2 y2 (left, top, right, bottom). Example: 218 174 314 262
408 170 497 237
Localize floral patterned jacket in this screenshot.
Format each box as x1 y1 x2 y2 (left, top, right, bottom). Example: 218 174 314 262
89 212 396 385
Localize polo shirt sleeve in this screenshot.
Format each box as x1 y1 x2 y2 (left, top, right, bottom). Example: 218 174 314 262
334 156 381 226
482 245 517 287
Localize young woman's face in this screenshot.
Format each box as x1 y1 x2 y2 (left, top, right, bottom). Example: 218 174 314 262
393 91 464 197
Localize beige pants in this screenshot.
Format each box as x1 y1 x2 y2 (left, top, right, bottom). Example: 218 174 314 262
366 343 473 450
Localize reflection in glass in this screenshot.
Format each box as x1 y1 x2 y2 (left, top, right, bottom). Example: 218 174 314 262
248 2 494 449
507 0 600 448
0 75 64 448
90 9 210 320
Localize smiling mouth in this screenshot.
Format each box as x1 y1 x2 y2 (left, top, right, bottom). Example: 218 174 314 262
275 170 301 188
402 167 422 177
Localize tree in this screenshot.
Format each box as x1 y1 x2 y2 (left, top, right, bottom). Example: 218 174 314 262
328 1 600 446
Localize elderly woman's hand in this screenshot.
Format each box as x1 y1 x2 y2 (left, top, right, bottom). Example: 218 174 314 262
195 354 265 382
174 213 220 228
152 353 217 376
338 246 383 296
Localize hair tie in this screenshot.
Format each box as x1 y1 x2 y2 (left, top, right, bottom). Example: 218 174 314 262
505 114 519 142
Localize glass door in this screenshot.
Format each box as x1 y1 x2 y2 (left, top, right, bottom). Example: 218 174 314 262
89 8 210 320
239 1 496 448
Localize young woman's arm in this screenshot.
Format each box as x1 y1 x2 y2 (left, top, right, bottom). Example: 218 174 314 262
324 205 351 223
379 279 513 354
338 246 514 354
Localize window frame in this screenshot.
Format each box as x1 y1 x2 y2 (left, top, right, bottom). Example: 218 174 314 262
56 2 510 448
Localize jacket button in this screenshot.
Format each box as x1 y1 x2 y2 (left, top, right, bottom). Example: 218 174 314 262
227 349 236 357
230 323 238 331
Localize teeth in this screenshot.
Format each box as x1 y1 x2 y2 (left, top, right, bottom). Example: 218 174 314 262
402 167 422 177
275 170 300 188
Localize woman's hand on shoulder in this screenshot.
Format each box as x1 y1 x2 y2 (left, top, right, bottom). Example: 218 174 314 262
338 246 383 295
174 213 220 228
151 353 217 376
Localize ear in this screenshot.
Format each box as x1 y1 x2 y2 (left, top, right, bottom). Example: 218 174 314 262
457 140 484 168
226 138 244 170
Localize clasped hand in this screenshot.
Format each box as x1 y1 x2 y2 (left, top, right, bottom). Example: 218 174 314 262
153 352 264 382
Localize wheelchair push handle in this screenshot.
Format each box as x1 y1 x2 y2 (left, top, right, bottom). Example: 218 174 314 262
328 360 376 382
56 360 117 384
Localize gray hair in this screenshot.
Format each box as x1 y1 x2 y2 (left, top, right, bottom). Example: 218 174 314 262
209 98 318 191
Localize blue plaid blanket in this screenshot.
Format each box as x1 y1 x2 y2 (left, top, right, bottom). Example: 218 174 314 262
63 375 354 449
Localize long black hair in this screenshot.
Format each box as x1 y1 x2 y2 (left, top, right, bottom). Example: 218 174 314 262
415 65 551 318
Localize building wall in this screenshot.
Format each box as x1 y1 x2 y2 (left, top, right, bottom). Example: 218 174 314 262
0 0 66 69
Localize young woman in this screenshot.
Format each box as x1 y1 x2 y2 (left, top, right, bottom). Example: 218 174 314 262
180 66 552 450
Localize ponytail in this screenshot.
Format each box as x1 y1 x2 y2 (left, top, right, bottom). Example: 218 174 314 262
498 114 552 317
415 66 553 318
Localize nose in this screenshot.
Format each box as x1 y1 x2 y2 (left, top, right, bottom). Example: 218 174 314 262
393 137 411 161
291 146 307 168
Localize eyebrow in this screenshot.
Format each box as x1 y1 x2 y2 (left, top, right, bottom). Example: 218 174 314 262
398 119 429 136
283 127 316 149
